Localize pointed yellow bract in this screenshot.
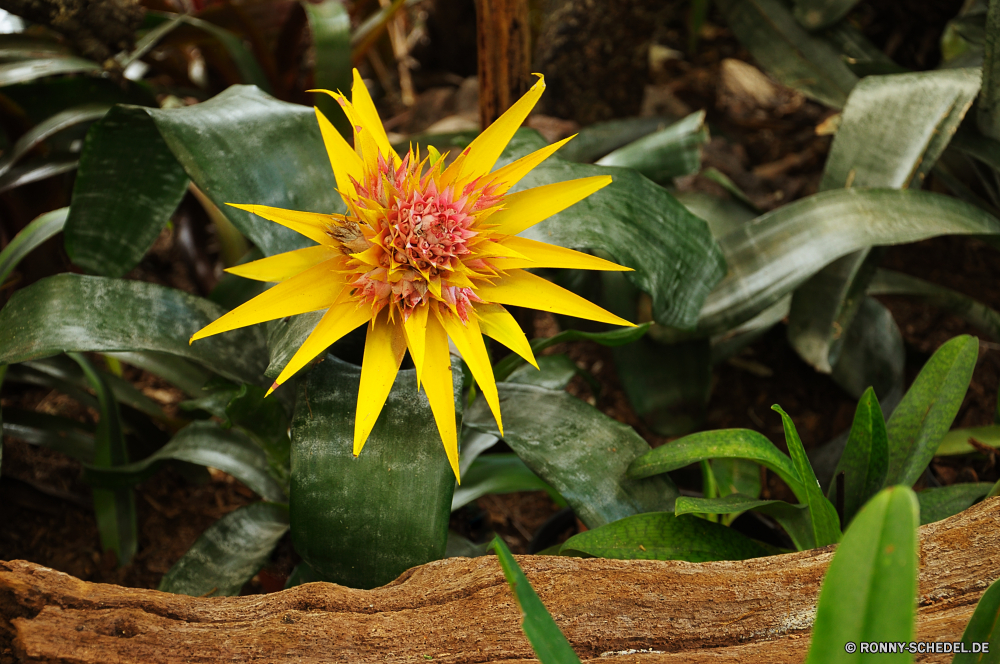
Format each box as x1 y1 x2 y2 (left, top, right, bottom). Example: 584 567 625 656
190 68 633 481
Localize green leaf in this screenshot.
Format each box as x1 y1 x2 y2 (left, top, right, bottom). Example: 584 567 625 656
1 409 94 461
498 129 727 330
675 189 757 239
793 0 862 31
445 531 491 558
916 483 993 526
505 354 578 391
304 0 352 138
0 104 109 180
452 454 563 511
953 577 1000 664
68 352 137 567
490 536 582 664
225 383 290 483
158 502 289 597
711 458 762 498
104 350 211 397
828 297 905 402
715 0 857 108
560 512 770 562
788 68 981 373
772 405 842 546
84 420 287 503
699 188 1000 336
804 486 919 664
978 0 1000 141
674 494 814 551
936 425 1000 456
594 111 708 184
869 268 1000 341
830 387 888 526
886 335 979 486
465 383 677 529
628 428 807 502
0 57 102 87
558 116 676 164
289 355 461 589
0 207 66 287
0 274 268 386
0 157 77 193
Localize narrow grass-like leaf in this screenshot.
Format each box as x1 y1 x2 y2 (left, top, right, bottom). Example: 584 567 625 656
84 421 286 502
0 207 67 287
953 575 1000 664
675 494 814 551
917 483 993 526
490 536 582 664
804 486 919 664
493 322 649 381
0 57 101 86
465 384 677 529
886 335 979 486
68 352 137 567
773 405 842 546
290 355 461 589
560 512 770 562
452 454 563 511
595 111 708 184
0 274 268 385
305 0 351 137
0 157 77 193
2 409 94 461
628 428 807 502
158 502 289 596
0 104 109 180
830 387 888 526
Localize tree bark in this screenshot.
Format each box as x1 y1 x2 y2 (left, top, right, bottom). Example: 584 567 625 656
474 0 531 128
3 497 999 664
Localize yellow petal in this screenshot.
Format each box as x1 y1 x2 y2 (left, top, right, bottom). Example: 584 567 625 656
490 236 632 272
423 312 460 481
226 203 334 246
475 303 537 369
354 311 408 456
487 175 612 236
191 260 344 342
471 238 529 261
268 301 373 395
402 302 429 385
438 309 502 436
315 107 363 199
475 269 634 327
489 135 573 194
443 74 545 184
351 69 397 163
226 245 340 282
312 89 382 165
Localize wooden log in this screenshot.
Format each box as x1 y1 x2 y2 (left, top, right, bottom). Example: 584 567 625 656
2 497 999 664
474 0 531 128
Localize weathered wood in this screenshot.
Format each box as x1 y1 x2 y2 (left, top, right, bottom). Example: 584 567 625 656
474 0 531 128
2 497 998 663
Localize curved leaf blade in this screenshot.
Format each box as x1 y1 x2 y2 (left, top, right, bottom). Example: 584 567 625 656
452 454 562 511
830 387 888 526
595 111 708 184
953 576 1000 664
917 483 993 526
0 207 67 287
675 494 814 551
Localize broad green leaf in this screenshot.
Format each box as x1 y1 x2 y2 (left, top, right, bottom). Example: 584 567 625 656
65 104 190 277
698 188 1000 336
558 116 676 164
104 350 212 397
674 494 814 551
0 207 66 287
936 425 1000 456
0 274 268 386
464 383 677 529
0 57 101 87
290 355 461 589
446 531 491 558
917 483 993 526
452 454 563 511
492 321 649 381
264 310 327 381
830 387 888 526
0 104 109 180
869 269 1000 341
0 75 157 121
491 537 582 664
828 297 904 401
560 512 770 562
805 486 919 664
979 0 1000 141
2 409 94 461
158 502 289 597
225 383 290 483
628 428 807 502
886 335 979 486
793 0 862 31
715 0 857 108
458 428 500 476
675 190 757 239
498 129 727 330
953 577 1000 664
595 111 708 184
83 421 287 503
773 405 842 546
506 354 578 391
305 0 352 138
711 458 762 499
789 69 981 373
68 352 137 567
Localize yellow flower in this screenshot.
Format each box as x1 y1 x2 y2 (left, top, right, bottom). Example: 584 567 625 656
191 69 633 480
